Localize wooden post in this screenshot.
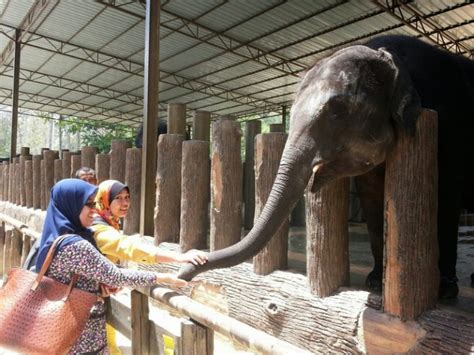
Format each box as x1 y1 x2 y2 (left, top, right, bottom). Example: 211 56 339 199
32 155 42 209
2 229 11 281
14 160 20 205
243 120 261 230
71 154 82 179
20 233 31 267
210 116 243 251
168 103 186 135
54 159 63 183
110 140 131 183
19 147 31 206
253 133 289 275
306 178 350 297
8 159 15 202
192 111 210 141
2 162 8 201
10 229 22 269
124 148 141 235
155 134 184 243
43 150 59 206
180 319 214 355
0 163 3 201
384 109 438 320
62 151 73 178
81 146 98 170
131 290 150 355
25 160 33 208
95 154 110 184
180 141 210 252
40 160 46 210
0 222 5 275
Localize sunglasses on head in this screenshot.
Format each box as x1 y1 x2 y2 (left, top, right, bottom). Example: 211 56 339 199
84 201 96 209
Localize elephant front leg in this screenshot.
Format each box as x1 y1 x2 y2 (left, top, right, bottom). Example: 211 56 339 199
354 165 385 291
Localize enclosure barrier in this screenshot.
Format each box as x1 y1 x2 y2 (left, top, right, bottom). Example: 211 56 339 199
0 213 312 355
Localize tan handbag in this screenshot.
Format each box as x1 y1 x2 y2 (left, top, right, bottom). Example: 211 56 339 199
0 235 99 354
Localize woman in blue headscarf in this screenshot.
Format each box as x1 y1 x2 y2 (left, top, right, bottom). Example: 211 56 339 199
36 179 187 354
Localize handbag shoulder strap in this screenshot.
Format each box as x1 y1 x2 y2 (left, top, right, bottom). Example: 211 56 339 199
31 234 74 291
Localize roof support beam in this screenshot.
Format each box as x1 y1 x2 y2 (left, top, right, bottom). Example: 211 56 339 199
140 0 160 239
0 0 55 67
10 29 21 160
372 0 473 58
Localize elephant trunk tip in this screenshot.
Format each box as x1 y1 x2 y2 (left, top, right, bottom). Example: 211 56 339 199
177 263 198 281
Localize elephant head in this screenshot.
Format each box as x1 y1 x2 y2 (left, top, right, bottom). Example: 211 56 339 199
178 45 421 280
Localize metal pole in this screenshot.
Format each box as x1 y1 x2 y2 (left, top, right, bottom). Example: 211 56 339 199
10 29 21 162
140 0 160 237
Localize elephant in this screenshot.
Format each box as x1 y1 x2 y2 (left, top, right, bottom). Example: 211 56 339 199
134 119 168 148
178 35 474 299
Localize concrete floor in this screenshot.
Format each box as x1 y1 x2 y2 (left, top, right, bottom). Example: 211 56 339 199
286 223 474 314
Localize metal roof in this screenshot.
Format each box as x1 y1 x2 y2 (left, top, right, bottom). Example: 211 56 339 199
0 0 472 127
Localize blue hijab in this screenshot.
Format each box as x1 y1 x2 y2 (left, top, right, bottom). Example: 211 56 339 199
35 178 98 272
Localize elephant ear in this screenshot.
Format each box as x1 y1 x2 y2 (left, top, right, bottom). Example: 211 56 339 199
378 48 421 135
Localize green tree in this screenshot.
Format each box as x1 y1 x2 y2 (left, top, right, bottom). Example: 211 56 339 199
56 117 135 153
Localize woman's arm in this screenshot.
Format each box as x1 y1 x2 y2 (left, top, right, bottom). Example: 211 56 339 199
58 240 186 288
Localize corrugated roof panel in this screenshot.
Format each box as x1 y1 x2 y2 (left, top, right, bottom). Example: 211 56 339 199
18 46 54 72
66 61 110 82
102 21 145 59
39 85 71 98
36 53 83 77
85 68 132 88
0 0 36 27
108 76 143 93
160 32 208 62
37 2 105 42
160 87 192 102
61 91 90 103
80 95 108 106
18 80 46 95
161 43 224 73
71 7 140 53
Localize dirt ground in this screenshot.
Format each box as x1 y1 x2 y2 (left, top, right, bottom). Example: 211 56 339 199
287 222 474 315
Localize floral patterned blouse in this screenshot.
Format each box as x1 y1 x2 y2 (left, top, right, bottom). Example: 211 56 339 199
47 239 158 354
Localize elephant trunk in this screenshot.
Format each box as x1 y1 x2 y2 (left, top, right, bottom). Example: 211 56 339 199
178 144 313 280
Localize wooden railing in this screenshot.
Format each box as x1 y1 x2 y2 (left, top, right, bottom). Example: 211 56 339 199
0 213 312 355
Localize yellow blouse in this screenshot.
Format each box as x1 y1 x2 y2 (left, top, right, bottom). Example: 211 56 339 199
91 224 156 264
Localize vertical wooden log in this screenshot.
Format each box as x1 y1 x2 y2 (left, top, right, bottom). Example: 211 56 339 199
60 149 69 159
253 133 289 275
11 229 22 268
71 154 82 179
81 146 98 170
110 140 131 183
20 233 31 267
14 160 20 205
244 120 261 230
384 109 438 320
62 151 73 178
210 117 243 251
180 320 214 355
124 148 142 235
40 160 47 210
0 163 3 201
306 178 350 297
3 229 12 281
192 111 211 141
25 160 33 208
95 154 110 184
54 159 63 183
2 162 8 201
168 103 186 135
155 134 184 243
0 222 5 275
19 147 31 206
32 155 42 209
131 290 150 355
8 159 14 202
44 150 59 206
180 141 210 252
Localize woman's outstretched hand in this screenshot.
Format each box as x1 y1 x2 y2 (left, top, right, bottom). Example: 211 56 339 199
179 249 208 266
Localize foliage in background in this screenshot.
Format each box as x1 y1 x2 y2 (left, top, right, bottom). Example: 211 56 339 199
55 117 135 153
